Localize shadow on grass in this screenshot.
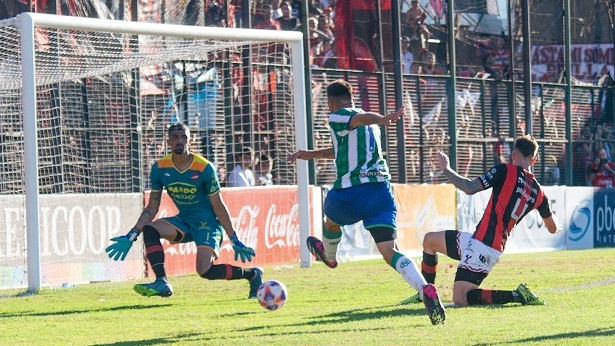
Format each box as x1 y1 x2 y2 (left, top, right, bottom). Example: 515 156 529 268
111 304 427 344
91 332 202 346
0 303 172 319
493 326 615 345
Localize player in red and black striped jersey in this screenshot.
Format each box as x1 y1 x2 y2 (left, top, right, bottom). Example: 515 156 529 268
414 135 562 307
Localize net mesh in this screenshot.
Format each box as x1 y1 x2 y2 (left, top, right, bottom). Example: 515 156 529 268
0 15 299 290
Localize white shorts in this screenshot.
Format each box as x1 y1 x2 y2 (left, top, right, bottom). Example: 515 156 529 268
456 231 502 274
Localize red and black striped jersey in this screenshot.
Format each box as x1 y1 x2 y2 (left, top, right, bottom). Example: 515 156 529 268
474 163 552 252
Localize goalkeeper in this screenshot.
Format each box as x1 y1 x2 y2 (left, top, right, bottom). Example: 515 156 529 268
106 122 262 298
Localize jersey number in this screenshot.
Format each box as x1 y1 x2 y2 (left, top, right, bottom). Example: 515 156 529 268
511 198 529 222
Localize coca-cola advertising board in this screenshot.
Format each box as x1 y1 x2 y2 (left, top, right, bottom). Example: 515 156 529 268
146 186 313 277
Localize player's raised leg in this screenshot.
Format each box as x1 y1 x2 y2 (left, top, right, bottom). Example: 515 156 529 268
306 217 341 268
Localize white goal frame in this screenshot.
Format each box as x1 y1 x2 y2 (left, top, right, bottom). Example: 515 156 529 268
18 12 311 293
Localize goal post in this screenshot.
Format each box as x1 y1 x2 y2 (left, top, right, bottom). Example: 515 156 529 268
4 12 311 293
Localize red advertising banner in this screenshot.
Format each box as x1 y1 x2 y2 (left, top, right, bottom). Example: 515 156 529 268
145 186 312 277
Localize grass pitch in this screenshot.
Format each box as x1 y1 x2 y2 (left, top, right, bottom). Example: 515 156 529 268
1 248 614 345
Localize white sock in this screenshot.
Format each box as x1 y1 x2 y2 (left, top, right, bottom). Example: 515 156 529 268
322 230 341 262
394 254 427 295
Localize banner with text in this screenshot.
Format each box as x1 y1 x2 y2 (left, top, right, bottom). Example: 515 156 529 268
0 194 143 288
531 44 614 82
594 189 615 247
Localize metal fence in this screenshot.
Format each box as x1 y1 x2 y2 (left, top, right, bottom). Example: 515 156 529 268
310 68 614 187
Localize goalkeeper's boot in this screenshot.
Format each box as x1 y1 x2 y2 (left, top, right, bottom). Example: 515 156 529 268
422 283 445 325
306 236 338 269
516 283 546 306
400 292 423 305
248 267 263 299
133 278 173 297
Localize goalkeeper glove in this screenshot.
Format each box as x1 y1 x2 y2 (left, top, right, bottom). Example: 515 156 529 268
229 232 255 263
106 228 139 261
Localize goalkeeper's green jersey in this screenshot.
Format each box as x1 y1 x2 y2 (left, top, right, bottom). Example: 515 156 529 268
328 107 390 189
150 153 220 223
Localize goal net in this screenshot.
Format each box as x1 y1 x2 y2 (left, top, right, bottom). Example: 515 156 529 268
0 13 309 293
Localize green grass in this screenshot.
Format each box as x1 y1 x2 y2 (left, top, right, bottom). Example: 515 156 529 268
1 248 614 345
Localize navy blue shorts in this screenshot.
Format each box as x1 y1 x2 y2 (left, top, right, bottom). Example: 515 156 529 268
323 181 396 229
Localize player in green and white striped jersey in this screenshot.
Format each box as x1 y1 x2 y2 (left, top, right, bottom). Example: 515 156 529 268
288 79 445 325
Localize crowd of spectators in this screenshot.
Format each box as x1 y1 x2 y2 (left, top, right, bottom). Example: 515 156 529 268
226 146 275 187
4 1 611 190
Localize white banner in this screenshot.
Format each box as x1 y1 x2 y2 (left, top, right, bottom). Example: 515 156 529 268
0 194 143 288
531 44 614 82
457 186 568 254
506 186 567 253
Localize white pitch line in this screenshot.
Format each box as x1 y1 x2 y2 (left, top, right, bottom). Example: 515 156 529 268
539 276 615 293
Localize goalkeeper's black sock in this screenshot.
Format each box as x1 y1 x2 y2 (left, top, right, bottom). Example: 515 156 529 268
421 252 438 284
201 264 252 280
467 289 515 305
143 225 166 279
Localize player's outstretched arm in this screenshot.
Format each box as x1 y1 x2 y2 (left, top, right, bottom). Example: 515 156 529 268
349 106 404 128
288 147 334 163
436 150 483 195
544 214 563 234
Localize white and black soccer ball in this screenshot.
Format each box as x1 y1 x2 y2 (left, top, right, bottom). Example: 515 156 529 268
256 280 288 311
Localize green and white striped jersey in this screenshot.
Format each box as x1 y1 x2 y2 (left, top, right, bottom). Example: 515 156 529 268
328 107 390 189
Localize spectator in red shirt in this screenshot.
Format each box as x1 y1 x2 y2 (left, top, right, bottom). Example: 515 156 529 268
254 4 282 31
588 148 615 188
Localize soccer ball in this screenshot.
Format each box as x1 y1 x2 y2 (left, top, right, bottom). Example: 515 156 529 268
256 280 288 310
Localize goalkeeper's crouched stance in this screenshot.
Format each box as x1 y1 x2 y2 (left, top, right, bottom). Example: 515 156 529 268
105 122 262 298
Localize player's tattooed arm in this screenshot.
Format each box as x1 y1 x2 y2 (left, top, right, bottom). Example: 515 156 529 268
133 191 162 232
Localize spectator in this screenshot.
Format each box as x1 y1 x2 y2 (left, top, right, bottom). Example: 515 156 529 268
291 0 301 18
276 1 300 31
314 14 334 42
227 0 241 28
594 124 614 161
483 52 503 136
270 0 283 19
195 56 220 160
403 0 429 41
487 36 510 79
228 147 256 187
573 125 594 186
217 164 227 187
307 17 321 57
588 148 615 188
401 36 414 74
545 155 561 186
418 49 443 75
483 53 504 80
205 0 226 27
254 4 282 31
256 153 274 185
314 39 337 68
309 0 323 16
409 60 422 74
